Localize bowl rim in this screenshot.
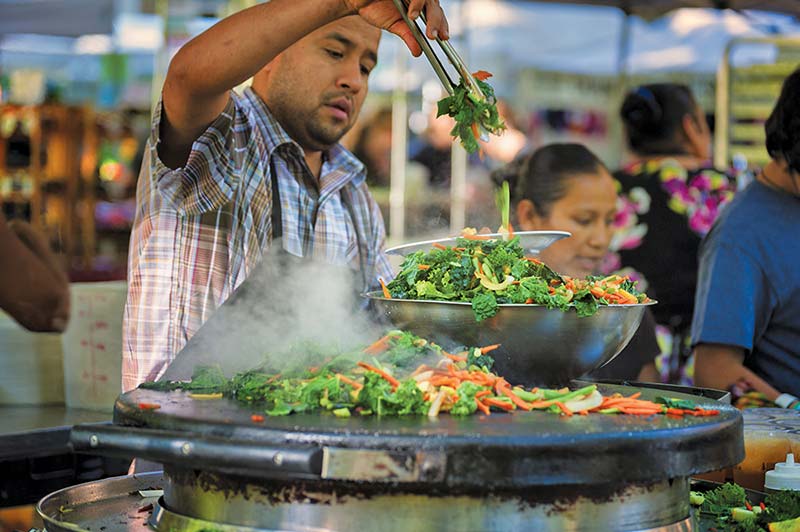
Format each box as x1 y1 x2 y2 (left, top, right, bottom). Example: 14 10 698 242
363 291 657 308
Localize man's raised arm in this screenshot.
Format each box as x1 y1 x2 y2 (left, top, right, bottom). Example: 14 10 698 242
158 0 448 168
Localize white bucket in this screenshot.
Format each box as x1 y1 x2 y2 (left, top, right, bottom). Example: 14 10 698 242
0 311 65 405
61 281 126 412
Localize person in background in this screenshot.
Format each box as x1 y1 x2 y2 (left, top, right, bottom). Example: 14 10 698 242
123 0 451 391
492 143 660 382
411 108 456 187
610 83 736 385
478 99 529 166
349 106 393 187
692 67 800 406
0 214 70 332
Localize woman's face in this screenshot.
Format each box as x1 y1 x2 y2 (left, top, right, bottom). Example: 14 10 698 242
516 170 617 278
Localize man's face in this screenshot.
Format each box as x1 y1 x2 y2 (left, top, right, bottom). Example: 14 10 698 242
260 17 381 152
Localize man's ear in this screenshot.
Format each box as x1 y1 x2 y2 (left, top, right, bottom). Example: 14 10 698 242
516 199 542 231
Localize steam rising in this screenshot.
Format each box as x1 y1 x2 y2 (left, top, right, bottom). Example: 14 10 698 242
160 245 384 381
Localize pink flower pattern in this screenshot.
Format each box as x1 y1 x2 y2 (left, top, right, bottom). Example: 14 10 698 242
611 159 735 252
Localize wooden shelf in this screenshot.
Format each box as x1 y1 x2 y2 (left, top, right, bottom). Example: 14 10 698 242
0 104 97 269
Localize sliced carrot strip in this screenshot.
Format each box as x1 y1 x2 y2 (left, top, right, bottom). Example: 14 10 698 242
336 373 363 391
462 233 493 241
379 278 391 299
432 242 448 250
480 344 501 354
363 334 391 355
475 397 491 415
357 361 400 389
497 384 533 411
555 401 573 416
484 397 514 411
472 70 492 81
475 390 493 399
418 264 430 270
443 351 467 362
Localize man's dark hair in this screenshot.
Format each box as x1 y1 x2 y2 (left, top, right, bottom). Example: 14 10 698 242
765 66 800 174
620 83 699 156
491 143 607 218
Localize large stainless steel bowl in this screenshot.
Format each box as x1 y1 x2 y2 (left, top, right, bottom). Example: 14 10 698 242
366 293 655 386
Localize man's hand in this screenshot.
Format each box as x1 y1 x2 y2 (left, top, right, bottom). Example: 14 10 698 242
0 218 70 332
343 0 449 57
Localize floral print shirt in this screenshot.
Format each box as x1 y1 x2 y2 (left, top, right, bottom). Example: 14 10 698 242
604 159 736 384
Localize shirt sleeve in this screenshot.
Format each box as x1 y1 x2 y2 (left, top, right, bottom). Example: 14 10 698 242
149 94 244 215
691 238 775 351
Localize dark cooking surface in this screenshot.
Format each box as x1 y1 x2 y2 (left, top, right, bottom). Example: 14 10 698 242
115 384 733 444
81 382 745 488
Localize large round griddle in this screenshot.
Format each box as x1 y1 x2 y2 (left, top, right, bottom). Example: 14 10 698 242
72 382 743 491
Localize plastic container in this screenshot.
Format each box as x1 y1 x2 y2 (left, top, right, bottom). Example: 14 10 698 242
0 310 64 405
61 282 126 412
734 408 800 491
765 453 800 493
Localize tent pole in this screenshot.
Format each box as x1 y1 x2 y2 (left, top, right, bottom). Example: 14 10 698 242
610 8 632 169
389 45 408 243
714 41 733 170
450 0 467 234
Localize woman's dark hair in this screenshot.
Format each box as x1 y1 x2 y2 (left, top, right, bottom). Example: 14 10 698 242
491 143 608 218
765 67 800 174
620 83 699 155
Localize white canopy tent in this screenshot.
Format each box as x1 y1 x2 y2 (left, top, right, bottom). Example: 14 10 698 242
377 1 800 241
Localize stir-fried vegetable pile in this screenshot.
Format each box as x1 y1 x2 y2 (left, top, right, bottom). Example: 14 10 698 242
691 482 800 531
383 232 649 322
142 331 718 420
437 71 506 154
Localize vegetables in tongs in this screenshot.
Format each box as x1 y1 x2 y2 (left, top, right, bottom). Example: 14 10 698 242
390 0 505 154
437 70 506 154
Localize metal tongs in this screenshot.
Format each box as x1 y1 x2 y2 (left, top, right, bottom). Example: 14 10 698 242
392 0 487 104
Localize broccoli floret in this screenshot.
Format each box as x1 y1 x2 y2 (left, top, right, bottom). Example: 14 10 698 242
451 381 484 416
471 292 498 321
389 379 429 415
357 374 428 416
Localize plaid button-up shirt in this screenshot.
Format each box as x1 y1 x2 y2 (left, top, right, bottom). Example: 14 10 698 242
122 87 392 391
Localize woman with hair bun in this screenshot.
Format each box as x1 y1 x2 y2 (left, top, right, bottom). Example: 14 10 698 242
611 83 736 385
692 67 800 406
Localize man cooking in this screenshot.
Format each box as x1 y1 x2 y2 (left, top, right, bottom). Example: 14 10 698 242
123 0 451 391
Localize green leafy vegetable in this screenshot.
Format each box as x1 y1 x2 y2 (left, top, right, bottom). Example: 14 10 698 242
656 397 699 410
466 346 495 371
471 292 499 321
385 235 648 322
763 490 800 522
436 72 506 154
450 381 484 416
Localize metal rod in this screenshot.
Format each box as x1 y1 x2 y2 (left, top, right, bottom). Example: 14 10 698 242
391 0 455 94
409 0 486 103
436 38 486 102
389 47 408 242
